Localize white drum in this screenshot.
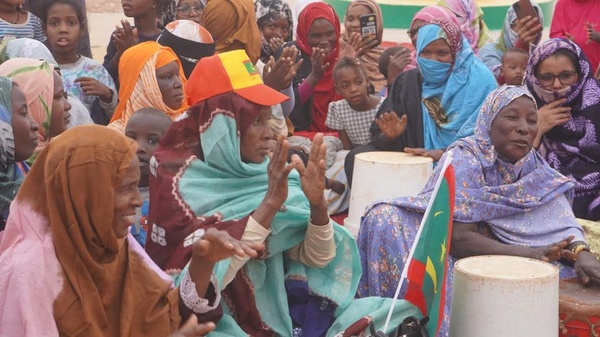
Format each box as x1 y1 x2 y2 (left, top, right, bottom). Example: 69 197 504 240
344 151 432 236
450 255 559 337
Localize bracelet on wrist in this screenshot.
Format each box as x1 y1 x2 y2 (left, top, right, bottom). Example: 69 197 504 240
571 243 591 262
567 241 587 251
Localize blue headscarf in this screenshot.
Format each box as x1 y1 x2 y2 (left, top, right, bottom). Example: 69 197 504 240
416 22 497 150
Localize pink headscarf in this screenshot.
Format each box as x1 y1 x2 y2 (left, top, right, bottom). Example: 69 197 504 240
412 5 460 27
405 6 460 71
0 58 54 154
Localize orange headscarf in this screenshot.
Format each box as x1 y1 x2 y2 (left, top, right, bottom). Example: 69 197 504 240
13 125 180 336
202 0 261 64
109 42 188 133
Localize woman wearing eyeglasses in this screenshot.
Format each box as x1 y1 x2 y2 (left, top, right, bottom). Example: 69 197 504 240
175 0 205 24
525 38 600 221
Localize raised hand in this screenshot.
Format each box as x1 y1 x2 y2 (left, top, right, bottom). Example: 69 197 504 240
282 45 303 85
347 32 378 58
537 99 571 135
265 135 296 206
404 147 444 162
375 112 407 140
263 55 293 91
191 227 263 264
528 235 575 262
291 133 327 207
187 228 264 301
586 22 600 43
387 48 412 84
75 77 113 102
268 36 285 53
252 135 296 229
514 16 543 49
290 134 329 225
113 19 139 55
170 314 215 337
309 47 329 80
263 46 303 91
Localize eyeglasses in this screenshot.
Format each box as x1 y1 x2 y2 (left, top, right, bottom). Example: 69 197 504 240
536 71 578 88
176 2 205 15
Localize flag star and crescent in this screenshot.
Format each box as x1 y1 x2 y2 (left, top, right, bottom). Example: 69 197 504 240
402 160 456 336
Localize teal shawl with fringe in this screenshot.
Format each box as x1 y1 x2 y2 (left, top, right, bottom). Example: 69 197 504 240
172 107 419 336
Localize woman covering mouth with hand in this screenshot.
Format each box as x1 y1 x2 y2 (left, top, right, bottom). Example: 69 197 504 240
525 38 600 221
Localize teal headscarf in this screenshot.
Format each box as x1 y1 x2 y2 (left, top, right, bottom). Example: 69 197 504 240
416 22 497 150
0 76 23 229
153 92 419 335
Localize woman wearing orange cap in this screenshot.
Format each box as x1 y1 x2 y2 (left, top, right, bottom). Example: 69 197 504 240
146 49 419 336
108 41 188 133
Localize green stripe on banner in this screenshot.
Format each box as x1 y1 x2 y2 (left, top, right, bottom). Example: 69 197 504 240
325 0 555 30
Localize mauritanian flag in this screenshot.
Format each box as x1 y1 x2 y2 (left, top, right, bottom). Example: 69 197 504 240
403 157 455 336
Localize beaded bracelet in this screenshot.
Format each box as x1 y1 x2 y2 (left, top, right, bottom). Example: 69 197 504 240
570 243 600 262
572 243 590 256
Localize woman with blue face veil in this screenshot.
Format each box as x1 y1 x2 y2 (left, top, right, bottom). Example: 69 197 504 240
344 17 497 186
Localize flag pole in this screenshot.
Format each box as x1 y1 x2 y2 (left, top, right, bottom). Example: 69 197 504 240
382 152 453 333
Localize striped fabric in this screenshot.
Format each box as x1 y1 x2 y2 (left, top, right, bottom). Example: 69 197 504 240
108 42 188 133
0 13 46 42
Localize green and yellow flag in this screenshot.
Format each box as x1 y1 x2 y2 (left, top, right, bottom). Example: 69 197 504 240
404 159 455 336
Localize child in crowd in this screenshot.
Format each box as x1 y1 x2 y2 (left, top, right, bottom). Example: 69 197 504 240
0 0 45 42
499 47 529 85
102 0 171 88
326 56 384 150
125 107 172 247
41 0 117 125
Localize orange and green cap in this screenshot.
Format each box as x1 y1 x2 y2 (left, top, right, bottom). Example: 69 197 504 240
185 49 289 106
